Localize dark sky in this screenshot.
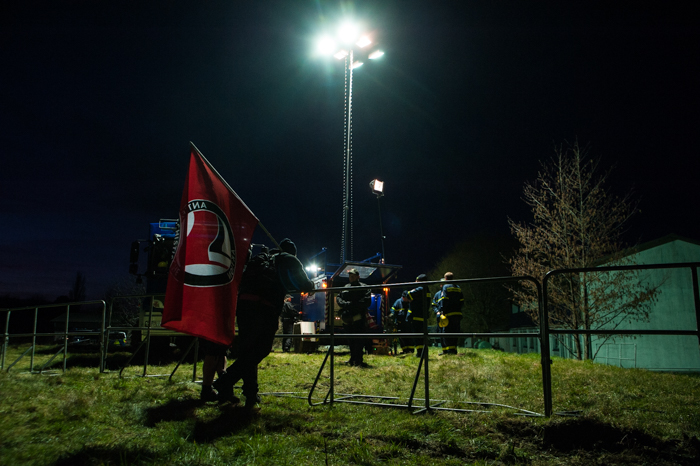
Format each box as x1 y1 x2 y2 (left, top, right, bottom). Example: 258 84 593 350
1 1 699 300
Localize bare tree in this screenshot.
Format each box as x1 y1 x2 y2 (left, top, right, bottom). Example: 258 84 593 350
508 141 661 360
104 275 145 328
68 271 86 302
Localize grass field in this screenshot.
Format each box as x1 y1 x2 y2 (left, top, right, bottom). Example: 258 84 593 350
1 342 699 465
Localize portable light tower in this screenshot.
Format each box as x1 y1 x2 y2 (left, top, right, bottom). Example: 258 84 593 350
317 22 385 263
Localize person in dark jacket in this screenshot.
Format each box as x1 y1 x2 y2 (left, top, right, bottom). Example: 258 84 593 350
336 268 371 367
280 294 300 352
391 291 413 353
215 238 315 409
406 274 431 358
438 272 464 355
432 281 445 353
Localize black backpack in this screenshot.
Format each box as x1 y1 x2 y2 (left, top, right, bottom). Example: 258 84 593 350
239 251 278 296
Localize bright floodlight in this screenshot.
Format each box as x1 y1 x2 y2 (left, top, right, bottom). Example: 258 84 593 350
351 60 364 69
368 50 385 59
334 49 349 60
356 36 371 48
317 36 337 56
338 22 358 44
370 179 384 196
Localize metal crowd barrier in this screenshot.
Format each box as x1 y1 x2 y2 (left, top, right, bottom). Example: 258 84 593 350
540 261 700 416
1 300 107 373
307 276 545 416
2 261 698 419
104 293 193 380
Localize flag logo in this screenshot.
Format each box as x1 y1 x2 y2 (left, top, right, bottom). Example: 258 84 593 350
181 200 236 287
163 143 259 346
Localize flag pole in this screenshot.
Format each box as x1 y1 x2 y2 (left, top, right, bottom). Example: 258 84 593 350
189 142 280 250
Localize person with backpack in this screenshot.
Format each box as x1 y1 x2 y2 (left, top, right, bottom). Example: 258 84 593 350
214 238 315 409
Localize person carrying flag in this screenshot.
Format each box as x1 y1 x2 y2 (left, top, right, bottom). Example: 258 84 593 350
161 145 313 407
215 238 315 409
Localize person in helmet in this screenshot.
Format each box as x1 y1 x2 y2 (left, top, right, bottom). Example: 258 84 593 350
437 272 464 355
390 290 413 353
337 268 372 367
432 278 445 354
406 274 432 358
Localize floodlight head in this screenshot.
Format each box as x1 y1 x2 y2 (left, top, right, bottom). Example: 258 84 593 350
368 50 385 59
334 50 349 60
370 179 384 197
356 36 371 48
351 60 364 69
317 35 337 56
338 22 359 44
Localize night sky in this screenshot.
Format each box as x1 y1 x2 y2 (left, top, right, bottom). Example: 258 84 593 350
1 1 699 300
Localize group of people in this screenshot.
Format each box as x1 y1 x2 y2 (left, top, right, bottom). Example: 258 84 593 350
198 237 465 409
390 272 464 357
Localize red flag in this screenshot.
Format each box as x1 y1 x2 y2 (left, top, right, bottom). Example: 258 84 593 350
162 144 258 346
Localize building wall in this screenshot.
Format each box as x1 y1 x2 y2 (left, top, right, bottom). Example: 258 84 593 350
496 328 579 360
591 239 700 372
500 238 700 371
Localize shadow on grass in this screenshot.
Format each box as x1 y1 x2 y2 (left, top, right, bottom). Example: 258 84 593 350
187 399 315 443
52 445 156 466
144 397 202 426
189 404 261 443
142 397 264 443
498 417 700 464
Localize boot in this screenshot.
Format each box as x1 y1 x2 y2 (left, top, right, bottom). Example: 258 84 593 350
244 394 261 410
200 385 219 402
213 376 240 404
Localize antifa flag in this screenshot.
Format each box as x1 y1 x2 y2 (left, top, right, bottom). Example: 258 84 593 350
162 143 259 346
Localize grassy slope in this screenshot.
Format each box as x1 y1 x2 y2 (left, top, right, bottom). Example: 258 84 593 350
1 345 699 465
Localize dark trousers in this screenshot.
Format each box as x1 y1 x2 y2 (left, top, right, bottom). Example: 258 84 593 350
346 317 367 364
221 300 279 399
442 315 462 352
398 319 413 351
411 318 426 356
282 319 295 352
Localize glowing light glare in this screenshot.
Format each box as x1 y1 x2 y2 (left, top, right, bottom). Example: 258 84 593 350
338 22 359 44
368 50 385 59
356 36 371 48
351 60 364 69
306 264 319 273
317 36 337 56
334 50 348 60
